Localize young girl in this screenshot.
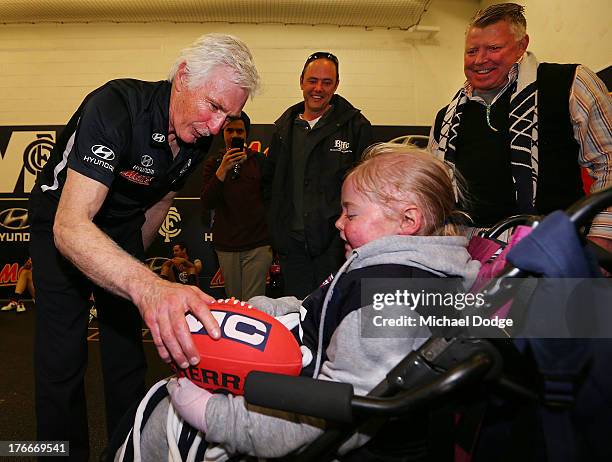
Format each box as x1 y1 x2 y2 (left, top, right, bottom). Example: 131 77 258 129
113 143 480 461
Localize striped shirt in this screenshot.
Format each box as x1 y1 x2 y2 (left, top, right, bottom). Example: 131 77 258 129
569 65 612 240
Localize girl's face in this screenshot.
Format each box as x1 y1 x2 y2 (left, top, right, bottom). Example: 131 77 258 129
335 176 404 258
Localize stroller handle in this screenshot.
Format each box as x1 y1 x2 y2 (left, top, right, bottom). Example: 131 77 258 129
245 372 354 423
481 186 612 301
566 186 612 228
244 352 494 424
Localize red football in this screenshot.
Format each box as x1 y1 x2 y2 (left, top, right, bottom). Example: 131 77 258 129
175 298 302 395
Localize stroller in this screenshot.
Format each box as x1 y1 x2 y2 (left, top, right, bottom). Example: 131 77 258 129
244 187 612 462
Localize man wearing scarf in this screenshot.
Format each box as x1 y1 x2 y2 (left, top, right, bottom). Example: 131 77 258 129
428 3 611 252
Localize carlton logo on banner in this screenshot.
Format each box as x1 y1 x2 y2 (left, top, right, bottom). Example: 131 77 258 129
159 206 182 242
0 129 56 194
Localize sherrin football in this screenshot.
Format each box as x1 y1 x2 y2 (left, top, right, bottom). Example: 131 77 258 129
175 298 303 395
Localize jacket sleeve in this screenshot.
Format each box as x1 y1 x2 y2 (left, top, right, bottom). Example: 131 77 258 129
204 396 325 458
200 156 224 210
315 308 429 454
247 295 302 316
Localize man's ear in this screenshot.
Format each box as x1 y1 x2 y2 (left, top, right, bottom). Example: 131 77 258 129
399 205 423 236
175 62 188 92
518 34 529 55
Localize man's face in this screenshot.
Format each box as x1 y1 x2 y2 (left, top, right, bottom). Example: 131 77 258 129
300 58 339 117
464 20 529 92
170 64 249 144
223 119 247 149
172 245 187 259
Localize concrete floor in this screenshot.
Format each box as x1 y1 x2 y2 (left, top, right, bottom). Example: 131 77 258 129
0 300 169 461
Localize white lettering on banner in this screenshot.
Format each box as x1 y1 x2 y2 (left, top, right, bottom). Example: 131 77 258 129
203 233 213 242
0 131 55 193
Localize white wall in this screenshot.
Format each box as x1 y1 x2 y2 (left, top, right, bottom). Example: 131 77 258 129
0 0 477 127
0 0 608 128
480 0 611 71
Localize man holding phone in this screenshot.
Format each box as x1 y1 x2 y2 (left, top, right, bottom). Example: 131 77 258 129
201 112 272 300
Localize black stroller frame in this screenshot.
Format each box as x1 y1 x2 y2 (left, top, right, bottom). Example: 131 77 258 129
244 187 612 461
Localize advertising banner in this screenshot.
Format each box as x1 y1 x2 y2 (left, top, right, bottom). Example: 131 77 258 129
0 124 429 300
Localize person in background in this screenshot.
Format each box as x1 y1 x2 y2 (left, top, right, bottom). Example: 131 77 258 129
263 51 373 299
160 242 202 286
428 2 611 252
201 111 272 300
1 257 34 313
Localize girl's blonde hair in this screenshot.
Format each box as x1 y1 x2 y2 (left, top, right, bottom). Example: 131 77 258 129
347 142 463 236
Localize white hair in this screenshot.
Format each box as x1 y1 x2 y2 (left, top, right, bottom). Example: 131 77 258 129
168 33 260 98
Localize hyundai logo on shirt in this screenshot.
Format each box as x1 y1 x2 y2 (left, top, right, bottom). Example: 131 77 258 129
91 145 115 161
152 133 166 143
141 155 154 167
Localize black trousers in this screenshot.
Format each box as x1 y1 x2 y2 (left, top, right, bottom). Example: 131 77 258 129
30 226 147 461
279 235 345 299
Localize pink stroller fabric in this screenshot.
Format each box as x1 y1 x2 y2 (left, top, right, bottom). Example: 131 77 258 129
467 225 533 319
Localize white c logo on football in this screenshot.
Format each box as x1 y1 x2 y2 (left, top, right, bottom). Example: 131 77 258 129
224 315 267 346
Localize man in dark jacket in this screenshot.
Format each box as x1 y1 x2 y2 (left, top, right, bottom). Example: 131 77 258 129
263 52 373 298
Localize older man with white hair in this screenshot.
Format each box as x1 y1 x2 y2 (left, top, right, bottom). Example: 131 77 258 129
29 33 259 459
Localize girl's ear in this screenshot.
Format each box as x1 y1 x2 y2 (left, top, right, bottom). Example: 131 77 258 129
399 205 423 236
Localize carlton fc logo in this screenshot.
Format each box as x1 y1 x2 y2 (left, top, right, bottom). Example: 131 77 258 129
91 145 115 161
158 206 182 243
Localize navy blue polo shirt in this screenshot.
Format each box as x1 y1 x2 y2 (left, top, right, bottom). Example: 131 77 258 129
31 79 211 245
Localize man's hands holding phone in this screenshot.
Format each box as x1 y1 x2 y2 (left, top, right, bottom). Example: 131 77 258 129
216 137 246 182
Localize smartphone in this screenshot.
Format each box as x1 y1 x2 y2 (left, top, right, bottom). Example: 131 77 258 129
229 137 244 180
230 137 243 150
